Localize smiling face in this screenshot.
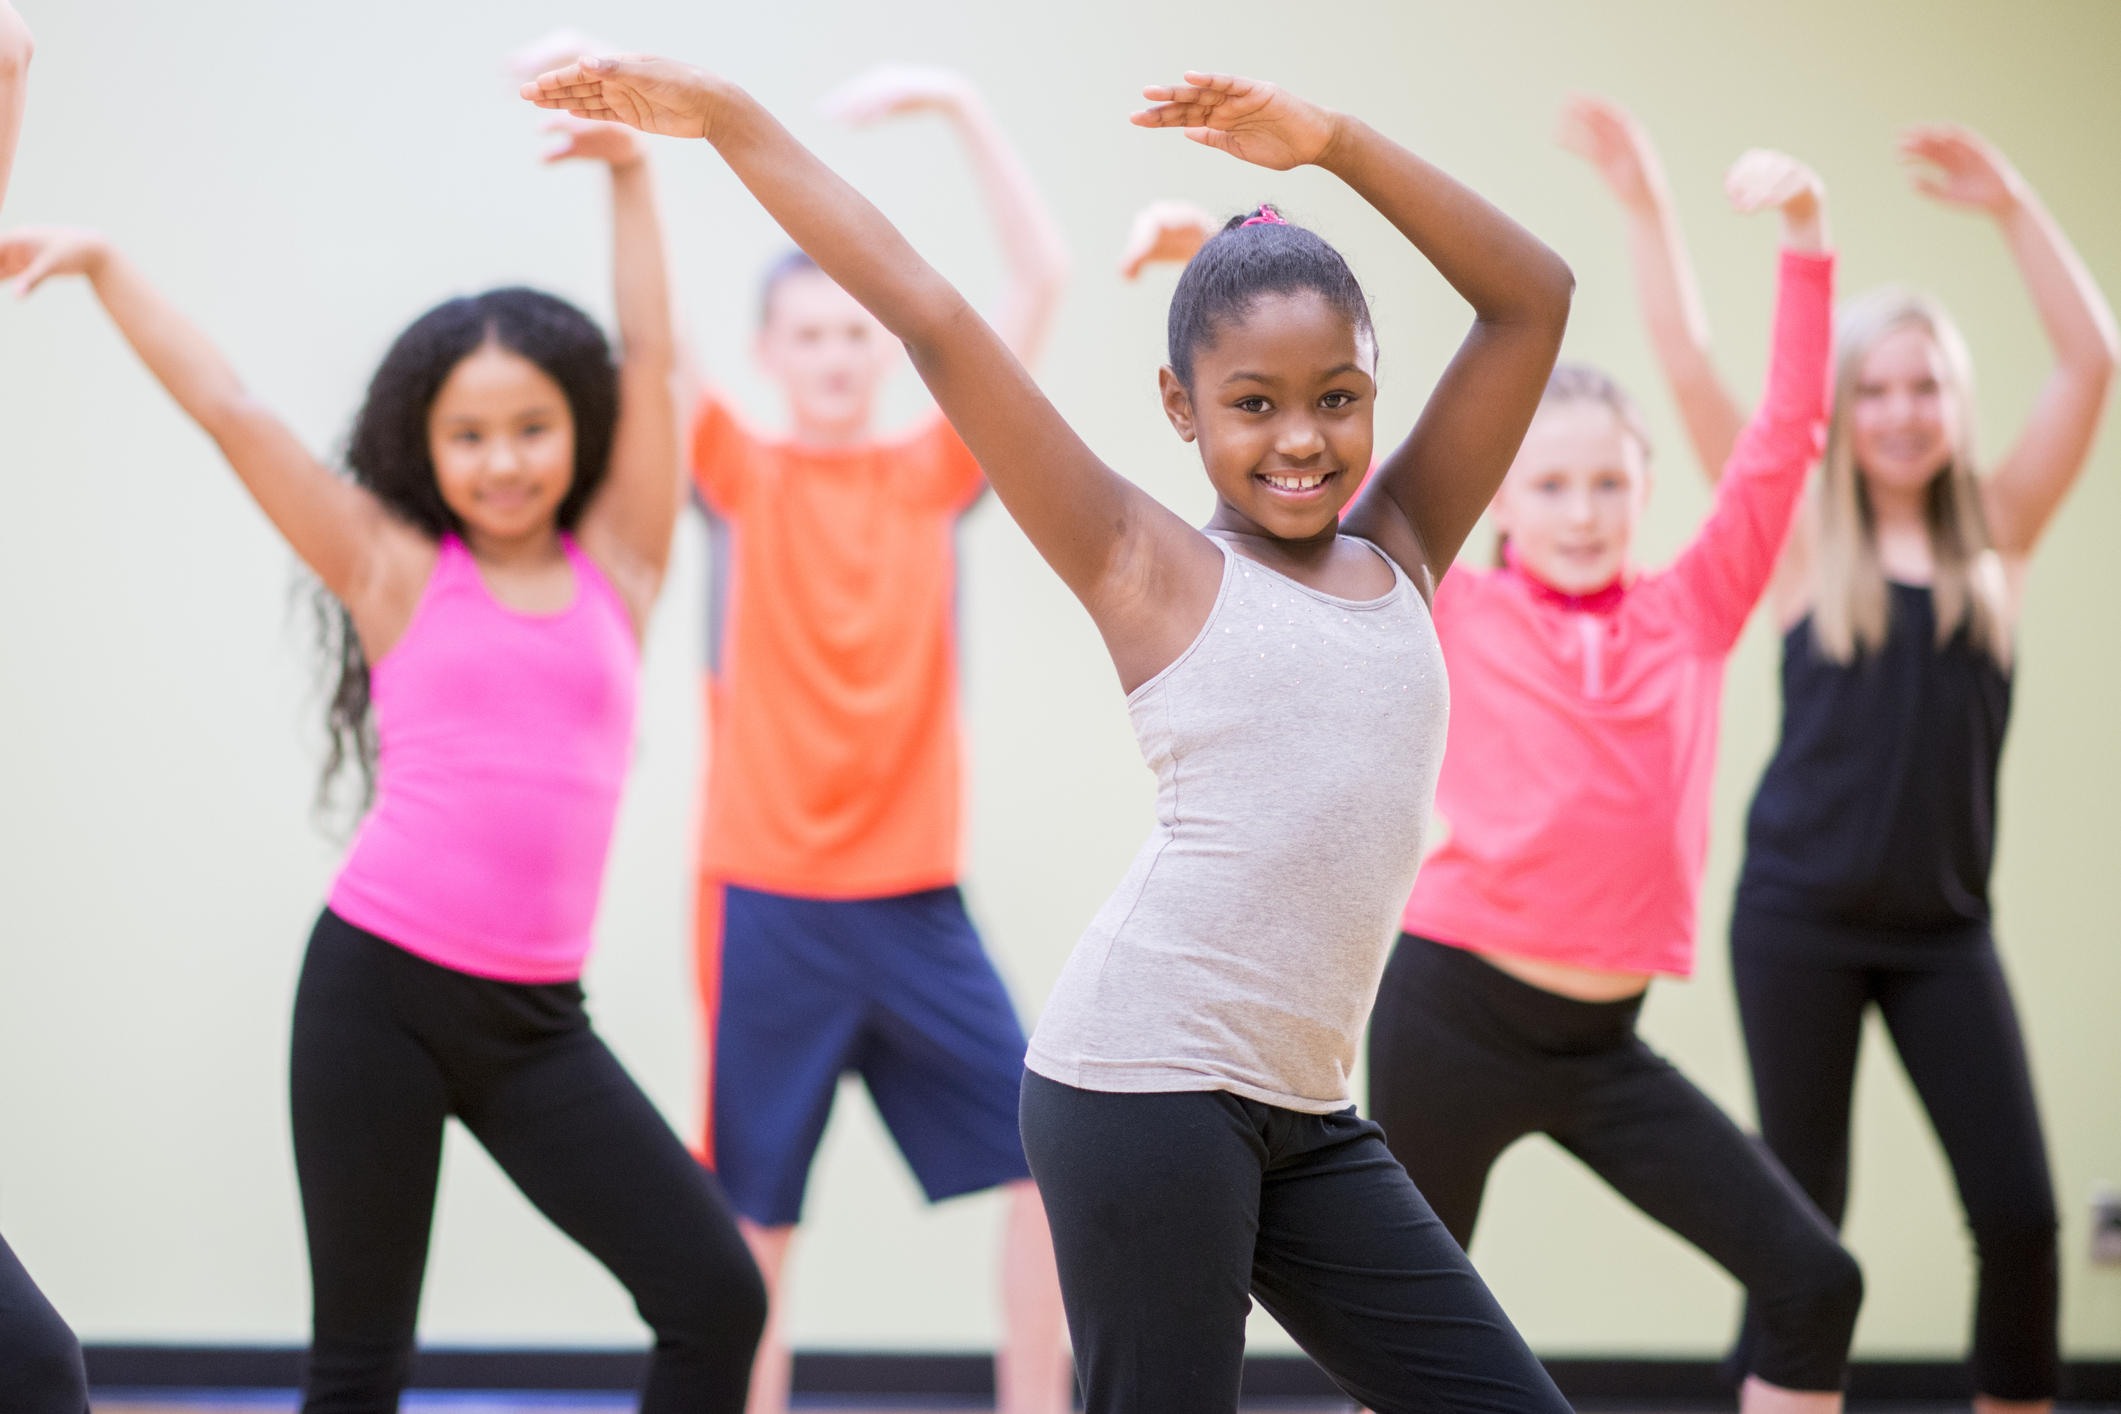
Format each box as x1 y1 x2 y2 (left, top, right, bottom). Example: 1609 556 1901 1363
1489 399 1650 595
426 341 577 544
1161 289 1376 544
1849 321 1961 497
756 269 900 443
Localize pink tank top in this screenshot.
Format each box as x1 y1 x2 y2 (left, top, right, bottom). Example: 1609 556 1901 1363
329 534 639 982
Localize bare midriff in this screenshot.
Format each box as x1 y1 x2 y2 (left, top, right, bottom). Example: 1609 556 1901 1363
1474 947 1652 1003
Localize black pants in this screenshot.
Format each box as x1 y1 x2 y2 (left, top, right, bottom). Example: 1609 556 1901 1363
1020 1070 1570 1414
1732 921 2057 1400
291 910 765 1414
1367 934 1861 1393
0 1233 88 1414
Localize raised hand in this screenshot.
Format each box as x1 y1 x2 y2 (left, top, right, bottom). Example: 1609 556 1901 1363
520 54 723 141
1557 94 1663 212
540 114 643 169
0 224 109 296
1119 200 1215 279
1724 149 1826 250
1899 123 2023 216
820 62 974 126
1130 72 1339 172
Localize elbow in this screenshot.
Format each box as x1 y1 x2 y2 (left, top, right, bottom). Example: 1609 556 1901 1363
1526 253 1576 338
0 29 30 77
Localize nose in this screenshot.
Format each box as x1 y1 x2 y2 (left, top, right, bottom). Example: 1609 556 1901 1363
1274 415 1326 462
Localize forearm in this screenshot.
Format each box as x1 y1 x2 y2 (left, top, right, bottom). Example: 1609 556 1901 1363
608 159 675 369
1318 116 1572 328
1996 187 2120 376
710 85 970 351
1623 195 1745 474
88 248 256 440
946 92 1069 362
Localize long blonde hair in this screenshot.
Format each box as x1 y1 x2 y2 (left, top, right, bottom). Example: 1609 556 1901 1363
1808 287 2010 666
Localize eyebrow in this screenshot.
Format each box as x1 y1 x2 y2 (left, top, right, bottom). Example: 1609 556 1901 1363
1220 362 1371 388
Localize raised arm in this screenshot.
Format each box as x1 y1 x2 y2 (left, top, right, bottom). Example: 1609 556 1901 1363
0 2 30 214
1123 73 1573 586
822 64 1070 367
1664 152 1833 651
1117 200 1214 280
1560 95 1746 480
540 116 684 627
1902 124 2120 560
0 228 400 607
521 56 1187 653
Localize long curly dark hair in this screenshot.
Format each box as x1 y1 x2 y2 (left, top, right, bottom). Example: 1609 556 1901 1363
314 286 619 820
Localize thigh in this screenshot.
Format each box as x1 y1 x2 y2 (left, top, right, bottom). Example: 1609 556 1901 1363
1019 1073 1259 1414
290 914 451 1358
859 888 1032 1202
1876 958 2055 1227
711 885 868 1225
1251 1112 1570 1414
1553 1042 1845 1311
0 1232 87 1414
1730 927 1871 1223
1365 935 1542 1248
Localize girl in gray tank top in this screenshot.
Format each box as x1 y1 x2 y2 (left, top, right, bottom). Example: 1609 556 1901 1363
535 50 1571 1414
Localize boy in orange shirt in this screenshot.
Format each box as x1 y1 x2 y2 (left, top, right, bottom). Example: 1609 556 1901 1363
688 64 1071 1414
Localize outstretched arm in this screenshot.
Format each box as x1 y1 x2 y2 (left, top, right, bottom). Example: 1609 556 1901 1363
1667 151 1833 651
541 116 684 629
1560 94 1746 480
823 64 1071 368
0 228 397 605
0 2 30 215
1125 73 1572 586
1902 125 2120 559
521 56 1198 686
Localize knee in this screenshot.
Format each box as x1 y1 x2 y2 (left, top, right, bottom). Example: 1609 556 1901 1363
1756 1236 1864 1378
648 1242 768 1359
1970 1209 2059 1276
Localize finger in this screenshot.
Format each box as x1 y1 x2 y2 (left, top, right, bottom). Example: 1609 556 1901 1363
1912 175 1954 202
1180 71 1245 94
17 249 61 293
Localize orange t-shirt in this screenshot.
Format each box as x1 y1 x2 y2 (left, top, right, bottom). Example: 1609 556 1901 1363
691 396 986 899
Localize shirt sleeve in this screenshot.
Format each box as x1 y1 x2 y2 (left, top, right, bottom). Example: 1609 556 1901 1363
689 392 756 516
904 412 988 513
1662 248 1836 653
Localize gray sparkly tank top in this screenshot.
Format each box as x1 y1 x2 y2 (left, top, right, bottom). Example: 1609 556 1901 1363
1026 536 1448 1112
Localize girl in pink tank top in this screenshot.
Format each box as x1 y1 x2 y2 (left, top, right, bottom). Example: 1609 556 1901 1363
7 97 763 1413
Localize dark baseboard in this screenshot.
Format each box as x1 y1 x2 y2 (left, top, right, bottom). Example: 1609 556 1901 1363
81 1346 2121 1406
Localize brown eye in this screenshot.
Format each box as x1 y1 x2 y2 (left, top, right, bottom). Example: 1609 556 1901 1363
1236 397 1270 414
1321 392 1355 409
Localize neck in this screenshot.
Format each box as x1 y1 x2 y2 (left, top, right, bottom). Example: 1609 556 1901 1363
1502 542 1627 611
1204 503 1340 566
460 521 565 567
1863 476 1931 533
789 406 876 449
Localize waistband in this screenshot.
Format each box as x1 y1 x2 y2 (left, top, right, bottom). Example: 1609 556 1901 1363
1730 907 1995 972
1394 933 1646 1055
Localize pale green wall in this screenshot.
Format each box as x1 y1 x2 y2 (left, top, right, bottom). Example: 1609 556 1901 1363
1 0 2114 1361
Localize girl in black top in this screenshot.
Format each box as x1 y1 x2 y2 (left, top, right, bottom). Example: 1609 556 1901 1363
1564 99 2116 1409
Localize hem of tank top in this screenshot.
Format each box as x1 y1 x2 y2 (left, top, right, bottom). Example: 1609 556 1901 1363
321 899 592 985
1123 540 1240 706
1023 1051 1354 1116
1217 532 1409 613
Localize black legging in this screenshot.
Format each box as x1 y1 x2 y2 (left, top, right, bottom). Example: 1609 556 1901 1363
1367 934 1862 1394
0 1233 88 1414
1020 1071 1571 1414
1731 922 2057 1401
291 910 765 1414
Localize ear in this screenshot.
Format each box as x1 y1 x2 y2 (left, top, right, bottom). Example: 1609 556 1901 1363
1158 366 1198 444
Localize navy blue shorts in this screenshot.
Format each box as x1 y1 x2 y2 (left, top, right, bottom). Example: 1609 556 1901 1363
705 883 1032 1227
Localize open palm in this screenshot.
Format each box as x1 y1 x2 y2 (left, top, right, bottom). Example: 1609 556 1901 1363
1899 123 2019 214
1558 95 1658 210
520 54 720 141
1131 72 1337 172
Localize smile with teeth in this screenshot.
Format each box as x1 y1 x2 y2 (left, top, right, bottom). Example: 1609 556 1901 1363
1262 472 1332 491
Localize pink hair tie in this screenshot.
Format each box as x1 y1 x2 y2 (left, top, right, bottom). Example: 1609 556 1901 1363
1240 205 1287 228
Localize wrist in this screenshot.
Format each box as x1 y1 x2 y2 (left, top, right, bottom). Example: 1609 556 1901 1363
1311 109 1358 171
